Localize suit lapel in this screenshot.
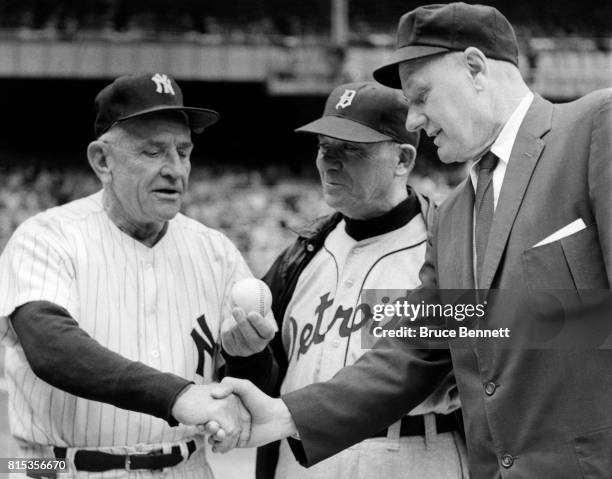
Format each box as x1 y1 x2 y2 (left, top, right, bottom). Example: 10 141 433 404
479 95 554 290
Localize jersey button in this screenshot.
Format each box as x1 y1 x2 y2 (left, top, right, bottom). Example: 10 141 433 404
332 339 340 348
345 279 354 287
151 350 160 358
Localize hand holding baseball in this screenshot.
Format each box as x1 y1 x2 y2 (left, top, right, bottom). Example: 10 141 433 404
221 278 277 357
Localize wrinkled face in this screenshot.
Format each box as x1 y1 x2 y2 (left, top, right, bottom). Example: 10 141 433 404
103 114 193 228
315 135 400 219
399 54 493 163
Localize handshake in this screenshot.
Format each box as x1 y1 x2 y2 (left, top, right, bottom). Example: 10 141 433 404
173 305 296 452
171 377 296 453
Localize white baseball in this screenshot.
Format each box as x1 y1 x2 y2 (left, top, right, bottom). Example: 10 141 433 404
231 278 273 317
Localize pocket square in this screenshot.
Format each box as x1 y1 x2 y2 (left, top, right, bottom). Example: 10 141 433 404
533 219 587 247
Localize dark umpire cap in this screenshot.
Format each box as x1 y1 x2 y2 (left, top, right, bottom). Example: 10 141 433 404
94 73 219 138
373 3 519 88
295 81 419 145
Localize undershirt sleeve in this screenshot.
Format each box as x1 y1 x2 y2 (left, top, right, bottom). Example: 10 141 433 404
10 300 192 426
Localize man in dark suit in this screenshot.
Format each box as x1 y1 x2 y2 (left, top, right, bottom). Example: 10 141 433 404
208 3 612 477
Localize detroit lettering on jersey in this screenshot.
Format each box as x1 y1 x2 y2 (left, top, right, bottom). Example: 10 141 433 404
279 217 428 393
285 292 373 362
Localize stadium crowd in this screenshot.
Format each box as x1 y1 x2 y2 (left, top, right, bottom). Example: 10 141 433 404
0 166 331 276
0 166 453 276
0 0 608 46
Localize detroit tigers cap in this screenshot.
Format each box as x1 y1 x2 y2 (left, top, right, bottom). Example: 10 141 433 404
94 73 219 138
373 3 519 88
295 81 419 145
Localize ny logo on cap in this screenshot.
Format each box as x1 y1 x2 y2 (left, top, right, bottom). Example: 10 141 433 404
151 73 175 95
336 89 356 109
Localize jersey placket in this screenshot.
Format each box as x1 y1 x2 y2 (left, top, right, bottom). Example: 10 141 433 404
140 248 161 367
318 242 364 379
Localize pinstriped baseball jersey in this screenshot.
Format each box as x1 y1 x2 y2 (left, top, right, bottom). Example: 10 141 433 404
0 190 252 476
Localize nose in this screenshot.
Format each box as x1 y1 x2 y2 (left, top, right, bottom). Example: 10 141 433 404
405 108 425 132
317 149 343 169
160 150 188 180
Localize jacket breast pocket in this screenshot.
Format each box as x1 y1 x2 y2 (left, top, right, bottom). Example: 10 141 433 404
560 223 608 289
522 223 608 292
573 426 612 478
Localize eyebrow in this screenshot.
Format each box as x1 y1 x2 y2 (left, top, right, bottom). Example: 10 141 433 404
406 84 430 100
144 140 194 149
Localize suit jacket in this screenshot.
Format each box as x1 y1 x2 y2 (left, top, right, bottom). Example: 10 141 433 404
283 89 612 478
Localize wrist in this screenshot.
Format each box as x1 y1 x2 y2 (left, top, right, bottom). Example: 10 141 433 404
275 398 298 439
169 383 194 424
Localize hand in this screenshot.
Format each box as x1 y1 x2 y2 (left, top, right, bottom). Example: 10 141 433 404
171 384 251 449
220 307 277 357
203 377 297 452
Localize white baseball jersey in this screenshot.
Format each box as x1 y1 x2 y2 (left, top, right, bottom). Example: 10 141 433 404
276 214 462 479
0 190 252 478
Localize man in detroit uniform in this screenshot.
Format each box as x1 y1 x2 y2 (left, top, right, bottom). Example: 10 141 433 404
248 82 467 479
0 73 273 477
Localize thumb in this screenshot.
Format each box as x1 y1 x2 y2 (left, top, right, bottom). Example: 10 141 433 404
210 384 233 399
219 377 253 399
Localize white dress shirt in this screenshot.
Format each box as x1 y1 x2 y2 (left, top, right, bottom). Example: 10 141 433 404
470 92 534 285
469 92 534 210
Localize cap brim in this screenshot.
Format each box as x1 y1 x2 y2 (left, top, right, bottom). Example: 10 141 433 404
295 116 391 143
117 106 219 134
373 46 450 88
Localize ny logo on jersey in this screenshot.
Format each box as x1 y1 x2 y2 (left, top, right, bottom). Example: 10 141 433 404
191 315 215 376
335 89 356 109
151 73 175 95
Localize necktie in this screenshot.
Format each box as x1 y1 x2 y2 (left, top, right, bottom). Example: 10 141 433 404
474 151 499 286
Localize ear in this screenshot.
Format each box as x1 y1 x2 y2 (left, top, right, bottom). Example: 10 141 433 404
462 47 488 91
397 143 417 177
87 140 113 185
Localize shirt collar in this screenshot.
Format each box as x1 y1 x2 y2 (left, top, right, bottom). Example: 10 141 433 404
343 191 421 241
489 91 534 164
469 92 534 186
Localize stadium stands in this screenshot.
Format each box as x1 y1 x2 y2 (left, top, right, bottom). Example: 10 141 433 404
0 1 608 98
0 0 609 41
0 166 329 276
0 166 453 276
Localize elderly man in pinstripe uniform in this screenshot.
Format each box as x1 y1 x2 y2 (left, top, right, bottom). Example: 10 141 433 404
0 73 274 478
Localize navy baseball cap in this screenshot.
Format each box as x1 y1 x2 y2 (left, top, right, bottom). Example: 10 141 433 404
295 81 419 145
94 73 219 138
373 3 519 88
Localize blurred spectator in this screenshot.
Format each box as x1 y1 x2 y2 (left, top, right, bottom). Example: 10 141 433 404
0 166 453 276
0 0 608 42
0 166 331 276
